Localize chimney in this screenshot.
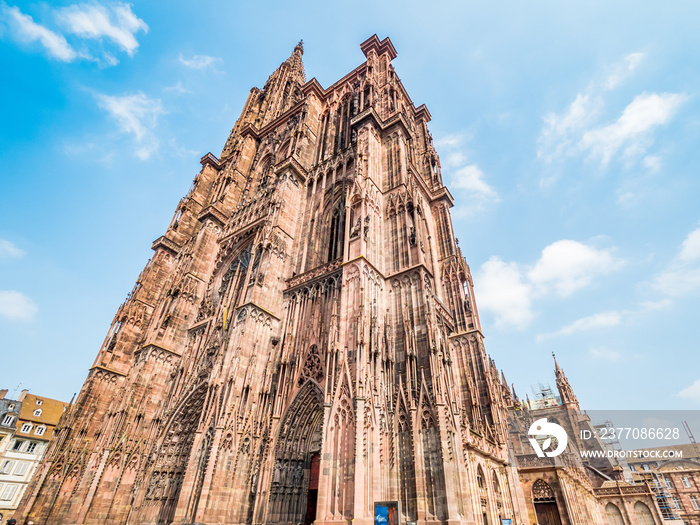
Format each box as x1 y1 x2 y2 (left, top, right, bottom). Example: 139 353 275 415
18 389 29 401
0 389 7 399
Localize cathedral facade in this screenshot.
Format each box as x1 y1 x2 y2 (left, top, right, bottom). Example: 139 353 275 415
18 36 538 525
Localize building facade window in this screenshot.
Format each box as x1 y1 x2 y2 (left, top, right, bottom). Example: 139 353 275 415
0 460 13 474
20 423 33 433
665 477 674 489
26 442 38 453
35 426 46 436
682 476 691 488
12 440 25 451
690 496 700 510
0 483 18 501
35 399 42 406
33 409 42 417
672 496 683 510
13 462 28 476
1 415 13 426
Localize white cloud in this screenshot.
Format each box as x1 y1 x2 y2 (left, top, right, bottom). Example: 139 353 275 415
653 267 700 297
639 299 673 312
529 240 624 297
604 52 645 90
580 92 686 166
679 379 700 404
56 2 148 56
96 91 163 159
0 239 25 258
679 227 700 263
589 347 623 362
538 94 598 164
437 132 499 208
642 155 661 172
434 134 463 148
474 256 534 330
616 191 636 206
537 51 685 172
653 226 700 297
476 239 624 330
0 290 37 321
451 164 499 201
444 151 467 168
537 311 622 341
178 53 222 70
164 81 191 95
1 4 77 61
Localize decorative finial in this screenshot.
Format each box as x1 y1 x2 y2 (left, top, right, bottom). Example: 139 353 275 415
295 40 304 55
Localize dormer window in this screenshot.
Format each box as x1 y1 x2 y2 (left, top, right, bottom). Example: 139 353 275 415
33 409 42 417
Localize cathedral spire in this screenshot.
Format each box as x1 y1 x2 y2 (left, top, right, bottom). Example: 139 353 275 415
553 353 579 409
284 39 306 85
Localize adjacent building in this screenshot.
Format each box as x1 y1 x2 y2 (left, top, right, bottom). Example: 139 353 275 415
627 444 700 524
507 358 667 525
0 389 68 520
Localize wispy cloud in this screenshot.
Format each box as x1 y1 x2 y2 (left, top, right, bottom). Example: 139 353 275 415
178 53 222 70
679 379 700 405
164 81 191 95
537 311 622 341
437 133 499 213
0 239 26 259
0 290 37 321
538 94 600 165
56 2 148 56
96 91 164 159
475 239 624 330
451 164 499 200
0 2 146 65
652 225 700 297
537 51 686 175
1 3 77 61
536 300 672 341
589 347 623 362
579 92 686 166
604 52 645 90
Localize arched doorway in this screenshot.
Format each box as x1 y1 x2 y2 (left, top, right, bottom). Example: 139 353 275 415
141 384 208 525
268 381 324 525
532 479 562 525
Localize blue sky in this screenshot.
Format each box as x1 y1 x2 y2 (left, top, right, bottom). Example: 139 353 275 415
1 1 699 412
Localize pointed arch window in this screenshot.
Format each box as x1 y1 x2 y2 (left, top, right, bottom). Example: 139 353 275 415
532 479 556 502
634 501 655 525
605 503 624 525
327 197 345 262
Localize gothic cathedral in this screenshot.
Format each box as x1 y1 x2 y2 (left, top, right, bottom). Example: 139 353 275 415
17 36 522 525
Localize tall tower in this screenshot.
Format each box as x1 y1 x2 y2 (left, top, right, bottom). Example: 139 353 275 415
553 353 579 410
18 36 519 525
